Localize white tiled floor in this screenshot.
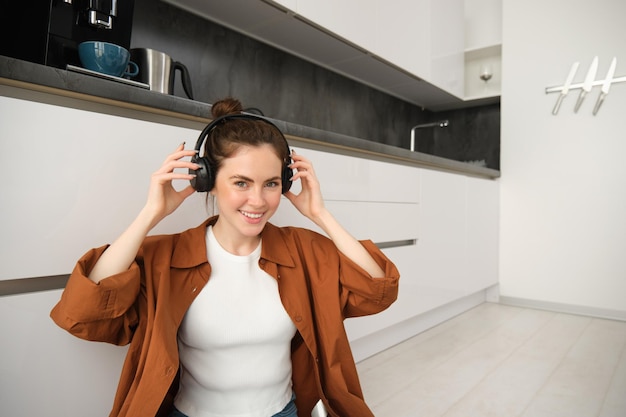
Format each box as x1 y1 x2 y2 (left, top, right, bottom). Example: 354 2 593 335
357 302 626 417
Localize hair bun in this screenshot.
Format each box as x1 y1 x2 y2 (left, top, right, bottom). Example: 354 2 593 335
211 97 244 118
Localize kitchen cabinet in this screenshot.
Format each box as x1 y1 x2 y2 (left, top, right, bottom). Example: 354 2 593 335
415 169 499 297
270 0 297 10
270 147 428 360
162 0 466 108
0 83 499 414
283 151 499 361
465 0 502 50
303 148 420 204
371 0 431 82
0 93 209 281
463 0 502 101
0 90 205 417
426 0 466 97
465 173 500 291
290 0 432 82
415 169 467 296
295 0 378 53
276 0 464 98
0 289 127 417
272 147 420 293
343 167 499 360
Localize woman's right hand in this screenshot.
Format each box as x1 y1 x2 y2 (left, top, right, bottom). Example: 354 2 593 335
88 143 199 283
142 143 199 227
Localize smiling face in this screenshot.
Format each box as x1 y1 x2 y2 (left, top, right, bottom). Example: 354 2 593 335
211 144 284 254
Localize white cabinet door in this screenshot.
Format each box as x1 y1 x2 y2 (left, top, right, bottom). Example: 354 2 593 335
415 169 467 296
0 290 128 417
0 95 209 281
344 175 500 344
463 0 502 100
344 244 419 339
293 147 370 202
373 0 431 80
273 145 421 344
464 0 502 50
295 0 378 51
271 0 297 12
465 176 499 291
414 169 499 301
367 159 420 203
293 0 464 97
290 147 420 203
430 0 465 97
274 147 420 242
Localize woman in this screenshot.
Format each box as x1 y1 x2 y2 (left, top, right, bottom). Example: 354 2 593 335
51 98 400 417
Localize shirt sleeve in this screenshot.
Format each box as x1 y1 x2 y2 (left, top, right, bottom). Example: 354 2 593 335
49 245 141 346
337 240 400 318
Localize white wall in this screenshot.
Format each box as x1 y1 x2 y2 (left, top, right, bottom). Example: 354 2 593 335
500 0 626 318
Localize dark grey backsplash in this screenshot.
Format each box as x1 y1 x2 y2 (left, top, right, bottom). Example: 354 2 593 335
413 104 500 170
131 0 499 170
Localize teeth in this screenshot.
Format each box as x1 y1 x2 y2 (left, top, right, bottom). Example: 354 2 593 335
241 211 263 219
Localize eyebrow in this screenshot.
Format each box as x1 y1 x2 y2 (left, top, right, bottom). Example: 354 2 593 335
229 174 282 182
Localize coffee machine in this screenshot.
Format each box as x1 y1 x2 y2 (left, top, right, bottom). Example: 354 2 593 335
0 0 135 70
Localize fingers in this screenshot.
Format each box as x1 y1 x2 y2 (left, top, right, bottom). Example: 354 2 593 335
157 158 199 176
164 142 198 164
156 142 200 175
151 170 198 183
289 151 315 179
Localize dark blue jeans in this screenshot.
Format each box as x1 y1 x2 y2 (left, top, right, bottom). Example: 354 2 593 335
169 393 298 417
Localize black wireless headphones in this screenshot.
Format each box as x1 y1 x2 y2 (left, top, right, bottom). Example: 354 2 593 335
189 113 293 194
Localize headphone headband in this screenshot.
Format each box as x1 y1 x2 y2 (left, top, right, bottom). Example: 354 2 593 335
189 113 293 193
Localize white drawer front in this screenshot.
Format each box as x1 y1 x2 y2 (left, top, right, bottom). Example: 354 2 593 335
293 147 419 203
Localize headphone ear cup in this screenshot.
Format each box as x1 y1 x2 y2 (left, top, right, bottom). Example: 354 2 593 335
281 158 293 194
190 156 214 192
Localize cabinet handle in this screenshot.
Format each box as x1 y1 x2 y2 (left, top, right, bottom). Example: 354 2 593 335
375 239 417 249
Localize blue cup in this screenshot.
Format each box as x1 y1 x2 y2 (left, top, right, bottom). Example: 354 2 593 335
78 41 139 78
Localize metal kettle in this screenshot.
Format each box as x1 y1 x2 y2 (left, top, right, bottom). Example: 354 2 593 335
130 48 194 99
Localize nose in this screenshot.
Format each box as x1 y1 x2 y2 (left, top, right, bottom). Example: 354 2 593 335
247 186 265 206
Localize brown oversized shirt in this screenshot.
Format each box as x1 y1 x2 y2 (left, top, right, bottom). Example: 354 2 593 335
50 216 400 417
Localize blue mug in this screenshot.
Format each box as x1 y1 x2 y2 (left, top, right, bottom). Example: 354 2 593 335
78 41 139 78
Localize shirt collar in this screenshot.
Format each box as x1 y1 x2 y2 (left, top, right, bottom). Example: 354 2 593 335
171 216 296 269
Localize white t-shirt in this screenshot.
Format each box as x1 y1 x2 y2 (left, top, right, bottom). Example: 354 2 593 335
174 226 297 417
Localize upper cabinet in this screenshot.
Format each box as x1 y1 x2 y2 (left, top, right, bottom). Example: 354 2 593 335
463 0 502 102
162 0 475 110
275 0 465 102
464 0 501 50
271 0 297 9
428 0 466 99
295 0 379 53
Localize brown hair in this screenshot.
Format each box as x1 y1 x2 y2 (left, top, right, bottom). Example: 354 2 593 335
204 97 289 172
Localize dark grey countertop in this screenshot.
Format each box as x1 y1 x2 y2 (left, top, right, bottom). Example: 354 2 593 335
0 55 499 179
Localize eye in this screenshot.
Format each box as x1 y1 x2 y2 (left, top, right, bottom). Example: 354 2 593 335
235 180 248 188
265 181 279 188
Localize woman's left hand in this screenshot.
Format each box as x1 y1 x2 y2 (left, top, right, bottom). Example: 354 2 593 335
284 151 386 278
283 150 327 223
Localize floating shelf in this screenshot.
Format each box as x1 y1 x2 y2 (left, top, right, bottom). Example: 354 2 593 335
464 43 502 101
